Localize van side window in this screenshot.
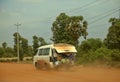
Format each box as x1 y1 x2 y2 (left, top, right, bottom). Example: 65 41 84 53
38 48 50 55
44 48 50 55
38 49 42 55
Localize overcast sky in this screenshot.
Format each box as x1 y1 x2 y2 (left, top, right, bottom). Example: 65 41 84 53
0 0 120 47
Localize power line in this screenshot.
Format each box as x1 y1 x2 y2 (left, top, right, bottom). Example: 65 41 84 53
66 0 99 13
24 0 110 26
32 6 119 42
9 0 119 45
22 0 103 25
87 7 119 20
26 0 106 36
89 8 119 25
67 0 109 14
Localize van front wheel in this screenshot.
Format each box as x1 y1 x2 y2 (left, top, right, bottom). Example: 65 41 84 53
35 62 41 69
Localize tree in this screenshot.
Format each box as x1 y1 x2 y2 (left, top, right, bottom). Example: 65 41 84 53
5 47 15 57
13 32 29 60
2 42 7 49
13 32 22 60
0 47 4 57
32 35 39 55
32 36 48 55
79 38 103 52
39 37 47 46
1 42 7 57
51 13 88 47
104 18 120 49
13 32 21 53
0 43 15 58
21 37 28 55
27 46 33 57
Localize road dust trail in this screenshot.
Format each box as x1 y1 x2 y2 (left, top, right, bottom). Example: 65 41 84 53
0 63 120 82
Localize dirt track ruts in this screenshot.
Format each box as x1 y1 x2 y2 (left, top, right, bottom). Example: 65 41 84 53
0 63 120 82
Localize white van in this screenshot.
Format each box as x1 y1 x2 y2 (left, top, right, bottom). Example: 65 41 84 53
33 43 77 69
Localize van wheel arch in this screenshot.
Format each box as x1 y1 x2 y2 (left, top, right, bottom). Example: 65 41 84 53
35 60 51 70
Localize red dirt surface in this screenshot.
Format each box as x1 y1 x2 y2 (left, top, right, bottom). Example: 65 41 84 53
0 63 120 82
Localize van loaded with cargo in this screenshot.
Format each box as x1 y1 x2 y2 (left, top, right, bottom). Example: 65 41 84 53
33 43 77 69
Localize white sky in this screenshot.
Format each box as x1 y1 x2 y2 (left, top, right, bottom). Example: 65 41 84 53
0 0 120 47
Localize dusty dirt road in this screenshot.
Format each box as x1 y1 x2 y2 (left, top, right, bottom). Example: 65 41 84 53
0 63 120 82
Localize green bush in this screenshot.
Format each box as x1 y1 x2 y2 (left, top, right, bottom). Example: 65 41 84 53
76 47 112 64
94 47 112 62
111 49 120 61
76 47 120 68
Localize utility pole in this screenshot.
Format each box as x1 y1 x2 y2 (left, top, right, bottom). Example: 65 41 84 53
14 22 21 63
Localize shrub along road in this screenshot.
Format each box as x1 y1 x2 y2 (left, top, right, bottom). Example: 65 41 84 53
0 63 120 82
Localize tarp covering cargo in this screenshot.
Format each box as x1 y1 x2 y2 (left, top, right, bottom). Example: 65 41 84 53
54 43 77 53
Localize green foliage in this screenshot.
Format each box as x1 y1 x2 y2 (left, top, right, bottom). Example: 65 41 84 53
0 46 15 58
93 47 112 62
13 32 30 60
51 13 88 46
2 42 7 48
4 47 16 57
0 47 4 57
77 47 112 64
32 36 48 55
39 37 47 46
0 34 48 61
32 35 39 55
13 32 21 45
105 18 120 49
77 38 120 66
26 46 33 57
111 49 120 61
78 38 104 52
21 37 28 54
13 32 21 56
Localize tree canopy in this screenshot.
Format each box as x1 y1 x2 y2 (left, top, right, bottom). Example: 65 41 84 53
104 18 120 49
13 32 29 60
51 13 88 47
2 42 7 49
32 35 39 55
32 35 47 55
79 38 103 52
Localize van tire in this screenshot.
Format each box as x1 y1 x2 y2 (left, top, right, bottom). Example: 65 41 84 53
35 62 41 69
35 60 51 70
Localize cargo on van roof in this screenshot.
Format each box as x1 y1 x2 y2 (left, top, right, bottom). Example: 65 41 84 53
53 43 77 53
